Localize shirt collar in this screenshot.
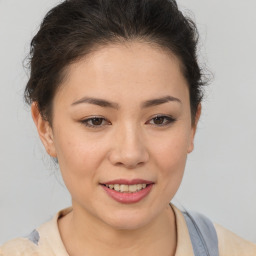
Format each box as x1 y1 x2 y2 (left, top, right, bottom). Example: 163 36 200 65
37 205 194 256
171 204 194 256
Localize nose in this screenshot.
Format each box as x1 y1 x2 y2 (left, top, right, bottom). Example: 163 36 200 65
108 124 149 169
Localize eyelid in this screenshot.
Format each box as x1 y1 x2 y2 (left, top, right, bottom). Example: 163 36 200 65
80 114 176 128
146 114 176 126
80 116 111 128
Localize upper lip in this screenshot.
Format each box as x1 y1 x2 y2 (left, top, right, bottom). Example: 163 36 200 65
101 179 154 185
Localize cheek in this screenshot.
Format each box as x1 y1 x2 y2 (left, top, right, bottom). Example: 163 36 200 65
152 128 190 170
156 141 187 185
151 128 190 195
53 129 107 192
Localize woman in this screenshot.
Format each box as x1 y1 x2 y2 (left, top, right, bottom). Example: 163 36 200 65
1 0 255 255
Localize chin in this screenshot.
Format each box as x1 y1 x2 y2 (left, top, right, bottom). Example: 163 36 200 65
100 208 157 231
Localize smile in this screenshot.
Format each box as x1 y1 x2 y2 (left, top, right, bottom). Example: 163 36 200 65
104 184 147 193
100 179 154 204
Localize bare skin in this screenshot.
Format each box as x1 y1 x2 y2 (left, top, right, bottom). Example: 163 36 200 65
58 204 176 256
32 41 201 256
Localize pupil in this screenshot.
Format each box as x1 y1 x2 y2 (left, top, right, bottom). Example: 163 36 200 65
154 117 164 125
92 118 103 125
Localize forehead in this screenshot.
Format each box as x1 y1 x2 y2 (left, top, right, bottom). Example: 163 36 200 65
57 41 189 105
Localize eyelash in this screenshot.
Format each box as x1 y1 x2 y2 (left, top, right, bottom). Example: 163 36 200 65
80 116 110 128
147 115 176 126
80 115 176 129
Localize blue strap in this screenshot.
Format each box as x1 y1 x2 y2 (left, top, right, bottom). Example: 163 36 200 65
24 229 40 246
183 211 219 256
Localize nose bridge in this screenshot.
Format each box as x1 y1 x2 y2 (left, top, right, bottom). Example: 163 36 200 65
120 122 142 151
109 121 149 168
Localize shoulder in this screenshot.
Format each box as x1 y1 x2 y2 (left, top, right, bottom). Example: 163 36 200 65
0 237 39 256
214 223 256 256
0 208 72 256
173 204 256 256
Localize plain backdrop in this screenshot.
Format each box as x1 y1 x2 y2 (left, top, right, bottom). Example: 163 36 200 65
0 0 255 244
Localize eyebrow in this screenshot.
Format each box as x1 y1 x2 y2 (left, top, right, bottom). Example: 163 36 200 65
141 96 181 108
72 97 119 109
71 95 181 109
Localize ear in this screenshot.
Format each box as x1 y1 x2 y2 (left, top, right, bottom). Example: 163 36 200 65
187 103 201 153
31 102 57 158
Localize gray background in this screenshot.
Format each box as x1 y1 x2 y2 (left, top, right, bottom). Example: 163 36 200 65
0 0 255 244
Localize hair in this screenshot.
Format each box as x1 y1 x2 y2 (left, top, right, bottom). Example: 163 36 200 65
24 0 207 124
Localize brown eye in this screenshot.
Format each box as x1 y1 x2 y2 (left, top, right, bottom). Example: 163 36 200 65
91 118 103 125
148 115 176 126
81 117 110 128
153 116 165 125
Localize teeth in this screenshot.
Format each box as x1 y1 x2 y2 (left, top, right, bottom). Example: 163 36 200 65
114 184 120 191
120 184 129 192
137 184 143 190
105 184 148 193
129 184 137 192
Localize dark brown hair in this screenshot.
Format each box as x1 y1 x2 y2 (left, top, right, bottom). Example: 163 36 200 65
24 0 206 124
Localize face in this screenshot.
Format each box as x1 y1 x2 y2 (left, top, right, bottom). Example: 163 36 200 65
33 42 200 230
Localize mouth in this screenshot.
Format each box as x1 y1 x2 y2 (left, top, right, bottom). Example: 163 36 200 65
102 183 149 193
100 179 154 204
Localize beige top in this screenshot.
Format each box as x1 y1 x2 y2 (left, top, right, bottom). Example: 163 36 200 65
1 205 256 256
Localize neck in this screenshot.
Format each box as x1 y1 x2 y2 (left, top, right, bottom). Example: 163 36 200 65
58 203 177 256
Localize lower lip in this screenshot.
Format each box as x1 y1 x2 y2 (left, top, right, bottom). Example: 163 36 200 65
101 184 153 204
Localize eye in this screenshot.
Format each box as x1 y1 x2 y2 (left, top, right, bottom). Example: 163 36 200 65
81 117 111 128
147 115 176 126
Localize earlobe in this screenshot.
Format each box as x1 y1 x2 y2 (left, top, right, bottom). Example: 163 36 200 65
187 103 202 153
31 102 57 157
